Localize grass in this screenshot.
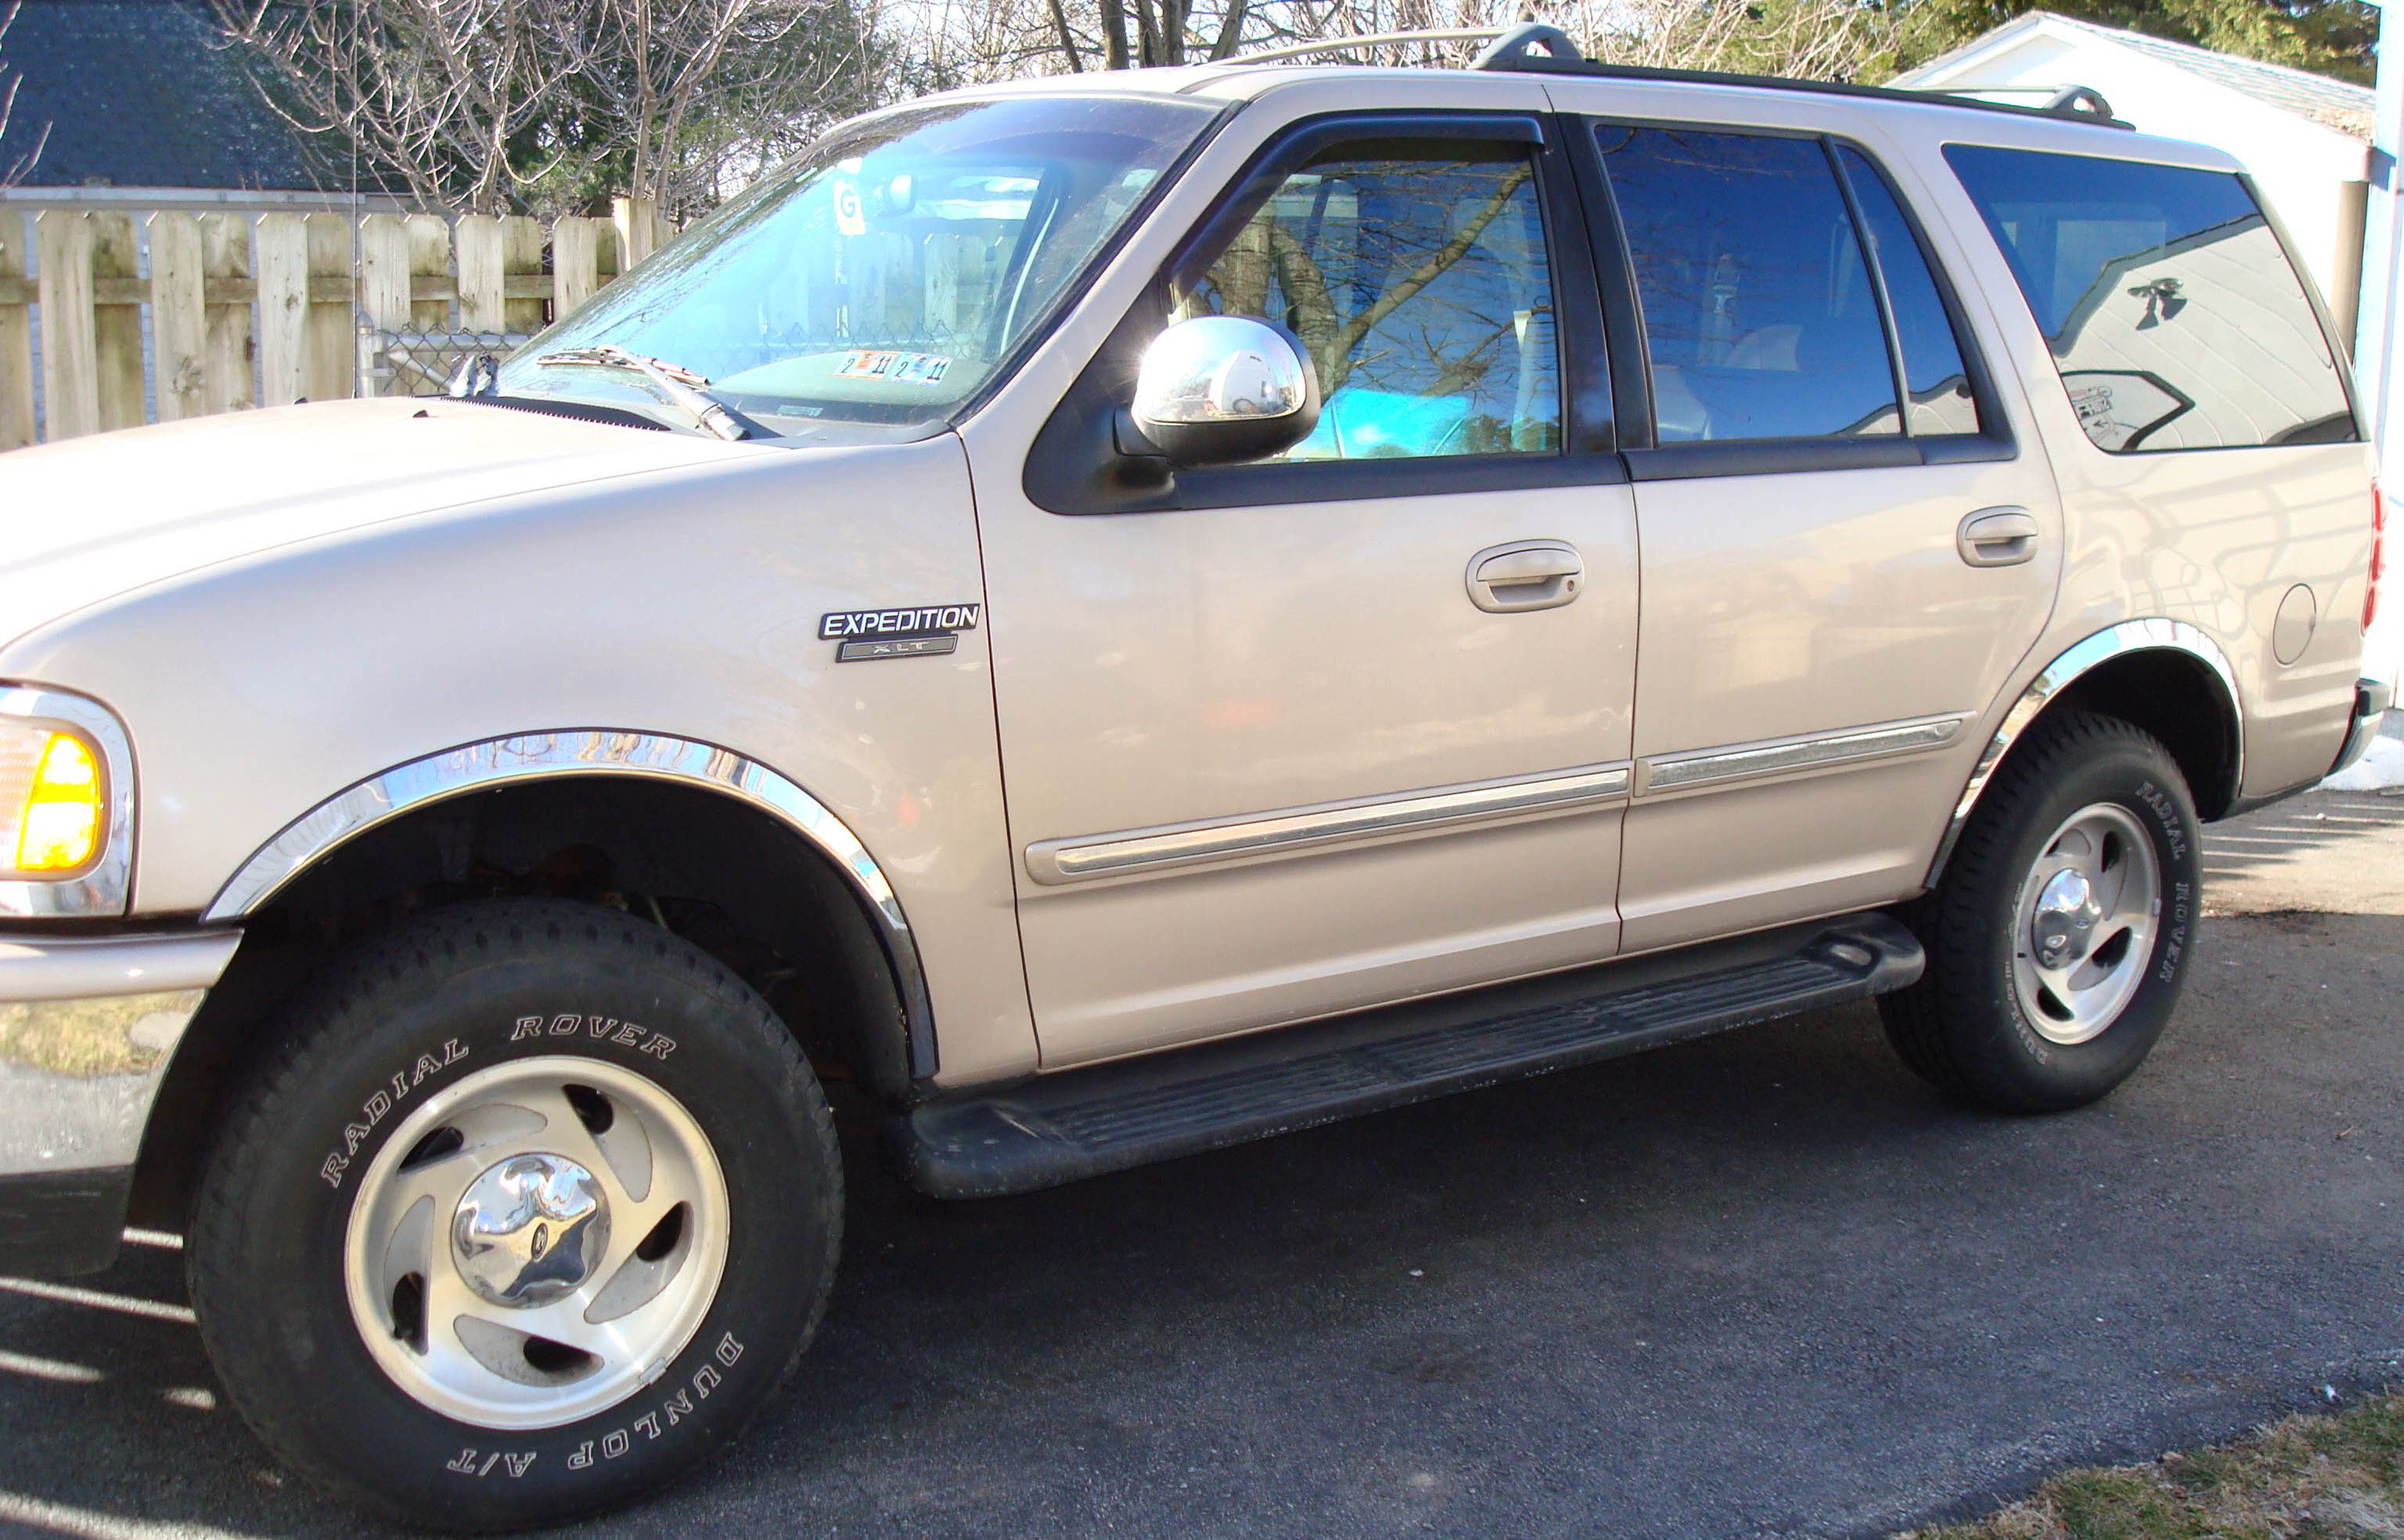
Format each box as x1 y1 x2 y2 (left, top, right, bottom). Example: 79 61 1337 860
1901 1395 2404 1539
0 992 197 1078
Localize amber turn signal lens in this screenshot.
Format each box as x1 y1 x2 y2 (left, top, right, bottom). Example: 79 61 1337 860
1 728 104 874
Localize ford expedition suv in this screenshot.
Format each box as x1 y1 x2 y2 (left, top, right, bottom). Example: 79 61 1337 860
0 24 2385 1527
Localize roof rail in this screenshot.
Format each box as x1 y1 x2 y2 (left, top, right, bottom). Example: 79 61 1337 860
1471 22 1584 70
1892 80 2119 121
1233 17 2134 130
2043 83 2118 119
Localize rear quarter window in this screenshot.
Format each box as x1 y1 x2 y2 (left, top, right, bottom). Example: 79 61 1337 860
1944 144 2356 453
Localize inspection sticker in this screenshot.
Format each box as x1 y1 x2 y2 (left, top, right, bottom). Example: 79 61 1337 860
833 350 952 385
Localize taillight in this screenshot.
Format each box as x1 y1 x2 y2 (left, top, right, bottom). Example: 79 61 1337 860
2369 484 2388 633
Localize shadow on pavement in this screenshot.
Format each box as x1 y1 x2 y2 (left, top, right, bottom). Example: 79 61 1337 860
2204 790 2404 892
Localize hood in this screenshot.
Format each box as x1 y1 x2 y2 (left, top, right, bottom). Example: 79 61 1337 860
0 398 753 651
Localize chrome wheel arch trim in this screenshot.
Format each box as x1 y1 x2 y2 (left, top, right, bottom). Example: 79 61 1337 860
1927 619 2242 887
203 731 937 1074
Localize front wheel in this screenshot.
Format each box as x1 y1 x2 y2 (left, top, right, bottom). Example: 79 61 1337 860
189 899 840 1531
1881 711 2202 1112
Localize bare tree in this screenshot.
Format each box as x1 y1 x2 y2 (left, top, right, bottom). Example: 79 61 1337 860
221 0 1884 218
1575 0 1889 80
218 0 874 216
218 0 588 214
896 0 1280 87
546 0 880 215
1281 0 1890 78
0 0 50 188
895 0 1891 90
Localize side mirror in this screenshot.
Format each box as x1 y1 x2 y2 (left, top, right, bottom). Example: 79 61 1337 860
1128 315 1321 467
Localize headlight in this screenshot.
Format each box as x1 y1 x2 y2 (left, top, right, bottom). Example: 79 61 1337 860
0 685 133 916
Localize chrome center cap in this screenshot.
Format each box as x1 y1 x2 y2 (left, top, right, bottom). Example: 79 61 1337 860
2032 869 2103 969
451 1153 609 1309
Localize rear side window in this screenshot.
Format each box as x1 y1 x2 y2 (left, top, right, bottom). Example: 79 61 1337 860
1945 145 2356 452
1599 127 1898 442
1837 146 1979 436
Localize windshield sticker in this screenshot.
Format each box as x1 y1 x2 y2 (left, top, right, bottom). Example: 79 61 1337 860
834 350 952 385
832 178 867 237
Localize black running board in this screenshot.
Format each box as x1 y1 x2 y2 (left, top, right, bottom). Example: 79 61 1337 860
894 912 1924 1199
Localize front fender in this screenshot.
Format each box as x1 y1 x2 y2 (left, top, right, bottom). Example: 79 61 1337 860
0 434 1037 1084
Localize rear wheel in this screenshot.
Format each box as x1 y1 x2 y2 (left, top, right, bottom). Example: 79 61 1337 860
1881 711 2201 1111
189 898 840 1531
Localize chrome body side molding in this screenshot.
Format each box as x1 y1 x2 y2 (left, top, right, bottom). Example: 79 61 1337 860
1025 761 1634 885
1927 619 2244 886
1640 714 1970 793
1027 711 1983 886
204 732 936 1072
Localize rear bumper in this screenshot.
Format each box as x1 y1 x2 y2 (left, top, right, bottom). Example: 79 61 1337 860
0 929 240 1277
2330 677 2394 778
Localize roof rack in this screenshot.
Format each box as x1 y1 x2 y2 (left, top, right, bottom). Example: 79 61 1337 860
1229 20 2129 130
1919 81 2121 117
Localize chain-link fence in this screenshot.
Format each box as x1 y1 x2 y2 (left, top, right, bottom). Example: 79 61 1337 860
358 329 532 398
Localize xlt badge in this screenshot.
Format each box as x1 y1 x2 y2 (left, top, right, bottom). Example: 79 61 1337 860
820 603 982 662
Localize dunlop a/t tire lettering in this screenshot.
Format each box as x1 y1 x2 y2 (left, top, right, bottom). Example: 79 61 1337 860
186 899 840 1532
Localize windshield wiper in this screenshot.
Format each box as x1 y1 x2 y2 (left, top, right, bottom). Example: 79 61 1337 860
529 346 767 442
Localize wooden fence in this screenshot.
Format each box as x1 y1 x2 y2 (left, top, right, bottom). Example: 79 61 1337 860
0 196 678 451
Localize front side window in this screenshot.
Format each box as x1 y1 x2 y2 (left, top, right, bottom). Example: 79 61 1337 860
500 95 1220 436
1945 145 2356 452
1178 146 1561 460
1600 126 1899 443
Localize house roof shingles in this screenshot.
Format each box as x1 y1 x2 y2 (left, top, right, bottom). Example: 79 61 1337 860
1917 10 2377 140
0 0 325 190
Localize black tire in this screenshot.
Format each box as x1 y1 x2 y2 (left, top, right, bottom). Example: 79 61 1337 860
188 898 841 1531
1880 710 2202 1112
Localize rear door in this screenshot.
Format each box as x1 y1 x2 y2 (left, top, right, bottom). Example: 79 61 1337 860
1550 97 2065 949
963 100 1644 1066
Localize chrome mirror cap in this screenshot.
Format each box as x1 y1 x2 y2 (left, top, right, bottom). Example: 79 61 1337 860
1130 316 1321 466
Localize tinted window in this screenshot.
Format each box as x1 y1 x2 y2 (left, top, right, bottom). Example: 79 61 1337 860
1837 146 1981 436
1599 126 1898 442
1945 145 2356 452
1182 147 1560 459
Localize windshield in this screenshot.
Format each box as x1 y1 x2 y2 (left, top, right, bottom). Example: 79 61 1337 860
498 95 1220 436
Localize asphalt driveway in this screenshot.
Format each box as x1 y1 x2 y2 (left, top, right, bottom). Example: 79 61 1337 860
3 780 2402 1539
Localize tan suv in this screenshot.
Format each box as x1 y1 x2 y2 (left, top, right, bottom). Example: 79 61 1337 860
0 24 2387 1527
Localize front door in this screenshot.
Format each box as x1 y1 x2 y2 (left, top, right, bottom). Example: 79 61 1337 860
1553 105 2065 950
965 105 1644 1066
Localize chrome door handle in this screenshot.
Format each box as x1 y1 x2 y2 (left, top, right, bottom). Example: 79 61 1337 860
1467 540 1584 613
1958 507 2040 567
